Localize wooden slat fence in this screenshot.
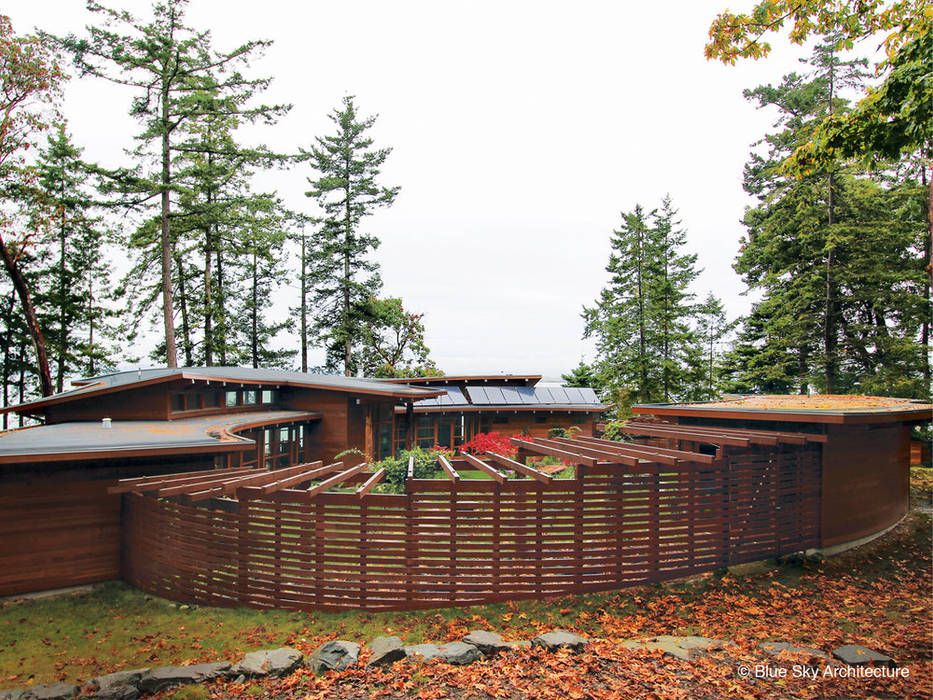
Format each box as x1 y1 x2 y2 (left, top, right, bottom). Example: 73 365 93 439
122 444 821 611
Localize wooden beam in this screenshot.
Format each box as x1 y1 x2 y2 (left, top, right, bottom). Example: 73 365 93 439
485 452 552 484
620 423 752 447
307 462 368 498
406 453 415 480
256 461 332 495
356 468 386 498
511 438 598 467
108 467 259 494
218 463 328 496
437 454 459 482
569 436 717 464
540 437 658 466
460 453 507 483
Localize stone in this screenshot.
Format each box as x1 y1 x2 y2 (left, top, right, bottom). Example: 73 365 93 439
139 662 232 693
832 644 895 667
20 684 79 700
761 642 829 662
365 636 407 667
93 687 140 700
307 640 362 673
235 647 303 678
462 630 527 655
532 630 589 652
405 642 482 665
0 691 26 700
621 636 727 661
88 669 150 693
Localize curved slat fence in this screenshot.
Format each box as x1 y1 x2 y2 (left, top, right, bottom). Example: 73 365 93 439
122 443 821 611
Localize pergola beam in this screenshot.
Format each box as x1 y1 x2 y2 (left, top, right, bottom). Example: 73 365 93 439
356 468 386 498
541 437 667 466
109 467 259 494
568 436 716 464
461 452 507 483
510 437 598 467
437 455 459 482
485 451 553 484
307 462 368 499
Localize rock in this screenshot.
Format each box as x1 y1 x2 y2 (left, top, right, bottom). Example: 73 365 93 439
462 630 527 655
307 640 361 673
93 687 140 700
139 662 232 693
235 647 303 678
365 636 407 667
20 684 79 700
87 669 149 693
0 690 26 700
621 636 727 661
761 641 829 662
832 644 895 667
233 675 245 684
405 642 482 665
532 630 589 652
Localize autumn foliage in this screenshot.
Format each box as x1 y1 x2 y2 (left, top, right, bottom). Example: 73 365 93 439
458 432 523 458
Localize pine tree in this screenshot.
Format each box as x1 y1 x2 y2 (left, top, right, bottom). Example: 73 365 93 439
304 96 400 375
354 297 439 378
692 293 736 399
26 126 116 389
56 0 282 367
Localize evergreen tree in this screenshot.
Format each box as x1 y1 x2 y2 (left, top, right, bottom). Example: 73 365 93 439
26 126 116 389
57 0 283 367
731 40 930 397
304 96 400 375
647 197 700 400
691 292 737 399
561 361 601 389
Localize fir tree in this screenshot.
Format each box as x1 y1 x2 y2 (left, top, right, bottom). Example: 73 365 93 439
304 96 399 375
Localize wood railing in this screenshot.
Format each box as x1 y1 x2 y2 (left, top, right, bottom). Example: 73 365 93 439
121 442 821 611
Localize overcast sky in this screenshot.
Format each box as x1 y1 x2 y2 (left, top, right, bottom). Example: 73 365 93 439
6 1 829 379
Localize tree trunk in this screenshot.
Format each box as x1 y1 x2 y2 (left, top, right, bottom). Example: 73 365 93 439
216 248 227 365
87 271 95 375
57 207 67 393
160 82 178 368
204 226 213 366
175 252 193 366
251 250 258 368
2 291 14 429
344 163 352 376
0 235 53 397
300 232 308 373
824 172 837 393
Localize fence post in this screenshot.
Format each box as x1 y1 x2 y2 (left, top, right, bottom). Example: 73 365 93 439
237 489 249 607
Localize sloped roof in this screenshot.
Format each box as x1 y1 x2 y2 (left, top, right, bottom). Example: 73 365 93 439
402 384 608 412
6 367 445 416
0 409 321 463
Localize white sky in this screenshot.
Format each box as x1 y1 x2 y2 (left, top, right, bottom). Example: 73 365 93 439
5 0 838 379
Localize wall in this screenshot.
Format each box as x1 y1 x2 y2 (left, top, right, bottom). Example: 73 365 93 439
0 454 214 596
820 423 911 547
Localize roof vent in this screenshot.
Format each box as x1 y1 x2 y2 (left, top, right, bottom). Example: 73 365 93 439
102 417 112 429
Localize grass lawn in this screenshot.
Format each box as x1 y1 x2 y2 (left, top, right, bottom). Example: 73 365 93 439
2 470 931 698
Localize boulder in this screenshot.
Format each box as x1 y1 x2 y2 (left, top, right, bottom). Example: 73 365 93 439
532 630 589 653
405 642 482 665
621 636 727 661
307 640 362 673
235 647 303 678
21 684 79 700
0 691 26 700
92 686 139 700
138 662 232 693
462 630 528 655
87 669 149 693
365 636 407 668
832 644 895 667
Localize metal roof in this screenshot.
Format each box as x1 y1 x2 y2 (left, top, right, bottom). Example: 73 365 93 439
407 384 607 411
0 409 321 463
6 367 445 416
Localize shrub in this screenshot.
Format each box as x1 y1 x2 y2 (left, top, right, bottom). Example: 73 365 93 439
373 446 451 492
459 431 522 458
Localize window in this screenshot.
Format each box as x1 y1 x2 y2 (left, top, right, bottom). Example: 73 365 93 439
261 389 274 404
243 390 258 405
437 419 452 448
204 391 221 408
453 414 464 446
225 390 239 407
416 415 434 448
534 415 547 424
492 415 508 425
170 393 186 412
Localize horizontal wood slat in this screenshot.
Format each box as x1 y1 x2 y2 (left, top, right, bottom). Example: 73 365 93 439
122 443 823 612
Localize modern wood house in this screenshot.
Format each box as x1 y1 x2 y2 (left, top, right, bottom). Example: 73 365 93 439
0 367 607 596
